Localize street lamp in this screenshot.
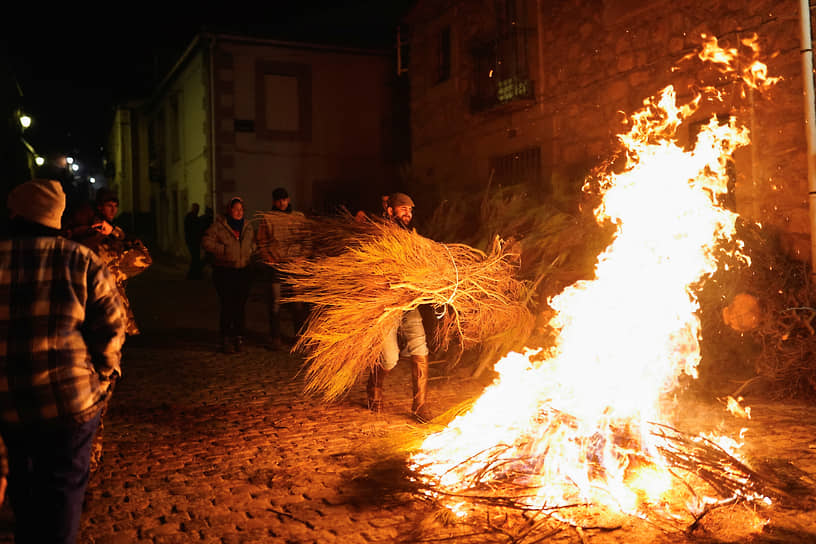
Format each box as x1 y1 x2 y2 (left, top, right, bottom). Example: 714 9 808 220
71 163 79 172
19 114 31 129
66 157 74 165
34 156 44 166
89 177 96 184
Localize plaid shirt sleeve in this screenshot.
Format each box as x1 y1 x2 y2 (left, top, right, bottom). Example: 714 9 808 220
254 218 275 264
83 256 127 379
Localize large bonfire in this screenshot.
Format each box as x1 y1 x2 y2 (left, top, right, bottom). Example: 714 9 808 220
408 35 785 533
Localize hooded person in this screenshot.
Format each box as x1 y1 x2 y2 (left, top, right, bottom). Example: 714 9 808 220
201 196 256 353
0 179 127 543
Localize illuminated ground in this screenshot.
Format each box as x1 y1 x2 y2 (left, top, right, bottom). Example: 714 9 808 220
0 254 813 543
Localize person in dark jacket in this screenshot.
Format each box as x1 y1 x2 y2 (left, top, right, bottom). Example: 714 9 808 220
201 197 255 353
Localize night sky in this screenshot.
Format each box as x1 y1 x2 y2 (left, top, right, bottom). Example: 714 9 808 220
2 2 414 178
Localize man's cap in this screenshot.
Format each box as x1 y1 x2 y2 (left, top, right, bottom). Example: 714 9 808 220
7 179 66 230
388 192 414 208
95 188 119 205
272 187 289 201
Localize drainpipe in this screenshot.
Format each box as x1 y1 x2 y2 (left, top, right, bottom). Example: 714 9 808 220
207 34 218 215
536 0 545 114
799 0 816 273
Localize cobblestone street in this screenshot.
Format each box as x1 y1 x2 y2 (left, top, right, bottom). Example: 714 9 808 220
62 263 484 543
1 256 816 543
46 257 484 544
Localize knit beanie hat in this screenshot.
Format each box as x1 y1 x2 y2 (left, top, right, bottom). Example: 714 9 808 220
7 179 66 230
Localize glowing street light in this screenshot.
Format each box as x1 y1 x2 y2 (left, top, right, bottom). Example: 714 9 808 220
66 157 74 165
34 156 45 166
19 114 31 129
89 177 96 184
71 163 79 172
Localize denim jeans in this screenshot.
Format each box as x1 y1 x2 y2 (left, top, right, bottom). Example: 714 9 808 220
381 308 429 370
0 410 102 544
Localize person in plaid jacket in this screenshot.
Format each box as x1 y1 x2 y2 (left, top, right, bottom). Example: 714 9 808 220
0 179 126 544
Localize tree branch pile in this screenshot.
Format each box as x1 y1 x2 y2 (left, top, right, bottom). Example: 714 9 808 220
696 220 816 399
404 408 802 542
269 217 535 400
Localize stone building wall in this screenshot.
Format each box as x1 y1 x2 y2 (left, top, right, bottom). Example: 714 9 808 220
406 0 812 259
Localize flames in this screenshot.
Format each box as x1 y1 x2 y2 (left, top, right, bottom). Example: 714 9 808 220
410 35 779 523
692 33 782 95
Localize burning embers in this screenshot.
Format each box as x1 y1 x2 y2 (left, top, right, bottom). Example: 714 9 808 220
409 35 782 530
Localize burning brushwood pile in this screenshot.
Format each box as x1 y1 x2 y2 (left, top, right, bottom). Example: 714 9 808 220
397 35 809 541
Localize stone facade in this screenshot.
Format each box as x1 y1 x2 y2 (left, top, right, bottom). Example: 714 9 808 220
124 33 397 256
405 0 813 260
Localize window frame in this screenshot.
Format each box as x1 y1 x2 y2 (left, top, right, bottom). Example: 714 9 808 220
255 60 313 142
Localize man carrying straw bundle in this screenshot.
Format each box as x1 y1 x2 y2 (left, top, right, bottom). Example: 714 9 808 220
273 192 534 426
367 192 432 423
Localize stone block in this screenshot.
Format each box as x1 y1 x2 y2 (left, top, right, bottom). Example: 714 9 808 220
142 522 183 538
93 531 140 544
628 70 651 87
606 79 630 104
617 53 635 72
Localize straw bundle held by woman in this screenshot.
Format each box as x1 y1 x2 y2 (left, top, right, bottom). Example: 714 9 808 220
274 219 534 400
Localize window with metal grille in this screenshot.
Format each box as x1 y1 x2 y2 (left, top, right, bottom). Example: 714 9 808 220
489 147 543 189
471 0 535 111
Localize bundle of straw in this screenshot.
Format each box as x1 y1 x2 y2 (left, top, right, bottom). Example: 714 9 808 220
274 219 534 400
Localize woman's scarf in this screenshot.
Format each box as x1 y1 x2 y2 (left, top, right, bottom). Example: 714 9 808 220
226 216 244 237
